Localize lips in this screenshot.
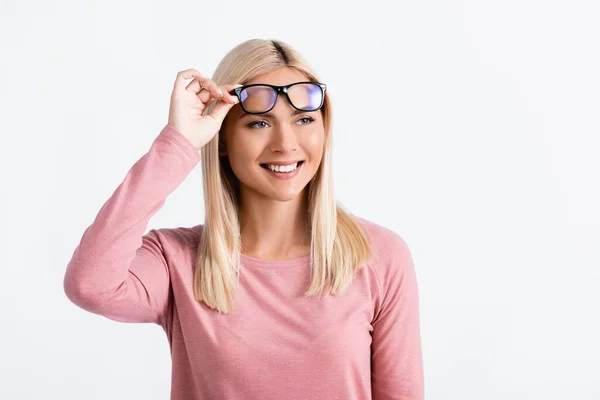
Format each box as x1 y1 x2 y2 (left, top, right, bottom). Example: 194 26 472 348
260 160 304 166
260 160 304 180
260 160 304 169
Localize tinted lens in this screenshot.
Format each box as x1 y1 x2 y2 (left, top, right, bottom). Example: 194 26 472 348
239 86 277 113
287 83 323 111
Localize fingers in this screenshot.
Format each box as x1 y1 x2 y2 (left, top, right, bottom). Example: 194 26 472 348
175 69 243 118
212 84 240 104
191 73 224 101
221 83 243 103
175 69 220 99
209 97 237 123
176 69 242 104
174 69 201 90
198 84 240 105
206 84 246 122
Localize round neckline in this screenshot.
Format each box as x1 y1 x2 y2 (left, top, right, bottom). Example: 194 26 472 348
240 252 311 268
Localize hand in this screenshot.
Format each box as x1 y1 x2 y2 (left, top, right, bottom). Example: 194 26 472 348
167 68 241 150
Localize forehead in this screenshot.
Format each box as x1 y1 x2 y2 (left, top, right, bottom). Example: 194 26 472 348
244 67 309 86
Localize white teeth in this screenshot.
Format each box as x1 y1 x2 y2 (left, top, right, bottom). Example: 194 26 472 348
267 162 298 172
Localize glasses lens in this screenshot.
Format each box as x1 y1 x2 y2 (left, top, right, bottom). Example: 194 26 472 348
287 83 324 111
239 86 277 113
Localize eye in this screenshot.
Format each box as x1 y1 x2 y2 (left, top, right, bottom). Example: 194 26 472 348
247 117 315 129
297 116 315 125
247 120 269 129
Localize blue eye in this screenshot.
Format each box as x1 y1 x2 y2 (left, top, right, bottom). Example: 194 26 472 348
247 117 314 129
298 117 315 125
248 120 269 129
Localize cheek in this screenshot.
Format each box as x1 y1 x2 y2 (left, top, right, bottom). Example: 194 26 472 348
304 129 326 161
228 151 252 176
226 137 263 177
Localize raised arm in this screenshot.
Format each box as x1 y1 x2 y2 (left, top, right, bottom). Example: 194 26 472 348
63 69 241 327
63 124 201 326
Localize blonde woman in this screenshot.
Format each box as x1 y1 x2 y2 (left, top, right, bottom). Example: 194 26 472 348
63 39 424 400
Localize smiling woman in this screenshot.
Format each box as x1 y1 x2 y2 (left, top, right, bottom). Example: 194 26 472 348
218 67 326 206
63 38 424 400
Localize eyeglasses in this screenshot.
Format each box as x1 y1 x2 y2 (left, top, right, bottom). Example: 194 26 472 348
231 81 327 114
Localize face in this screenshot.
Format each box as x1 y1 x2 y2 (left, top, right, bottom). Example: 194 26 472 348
221 67 326 202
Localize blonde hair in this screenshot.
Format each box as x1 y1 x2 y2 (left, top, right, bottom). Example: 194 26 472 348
195 38 372 314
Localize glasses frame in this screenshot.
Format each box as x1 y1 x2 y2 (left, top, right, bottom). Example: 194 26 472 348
232 81 327 115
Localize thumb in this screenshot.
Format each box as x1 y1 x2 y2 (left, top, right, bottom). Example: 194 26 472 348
208 99 236 124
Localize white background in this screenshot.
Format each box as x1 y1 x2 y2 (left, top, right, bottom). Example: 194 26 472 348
1 0 599 398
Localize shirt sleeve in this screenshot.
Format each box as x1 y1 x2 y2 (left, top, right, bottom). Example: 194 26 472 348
371 233 425 400
63 125 201 327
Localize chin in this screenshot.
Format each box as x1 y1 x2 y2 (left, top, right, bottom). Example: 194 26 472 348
267 190 305 202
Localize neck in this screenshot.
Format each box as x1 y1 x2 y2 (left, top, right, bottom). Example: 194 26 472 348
238 189 310 261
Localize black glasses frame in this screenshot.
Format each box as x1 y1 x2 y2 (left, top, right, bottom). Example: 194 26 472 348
232 81 327 114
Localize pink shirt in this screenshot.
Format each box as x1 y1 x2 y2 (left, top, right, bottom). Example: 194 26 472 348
63 124 424 400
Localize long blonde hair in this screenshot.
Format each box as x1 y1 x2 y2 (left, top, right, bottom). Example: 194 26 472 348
195 38 372 314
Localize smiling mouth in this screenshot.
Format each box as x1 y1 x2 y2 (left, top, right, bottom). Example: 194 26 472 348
259 160 305 172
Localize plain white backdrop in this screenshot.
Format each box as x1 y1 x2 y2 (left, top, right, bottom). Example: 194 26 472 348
1 0 599 398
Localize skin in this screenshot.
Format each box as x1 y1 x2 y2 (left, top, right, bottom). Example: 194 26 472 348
221 67 326 260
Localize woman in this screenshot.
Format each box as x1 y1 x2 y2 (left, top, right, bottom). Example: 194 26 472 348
63 38 424 400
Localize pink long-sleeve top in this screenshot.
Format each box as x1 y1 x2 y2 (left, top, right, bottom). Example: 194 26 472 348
63 124 424 400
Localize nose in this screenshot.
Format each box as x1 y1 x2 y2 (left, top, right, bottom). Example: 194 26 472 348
268 97 299 153
269 121 298 153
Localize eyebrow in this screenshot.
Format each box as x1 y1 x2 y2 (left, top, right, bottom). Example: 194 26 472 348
239 109 309 120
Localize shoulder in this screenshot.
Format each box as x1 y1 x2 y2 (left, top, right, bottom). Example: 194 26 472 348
145 224 204 260
350 215 411 263
350 215 415 287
